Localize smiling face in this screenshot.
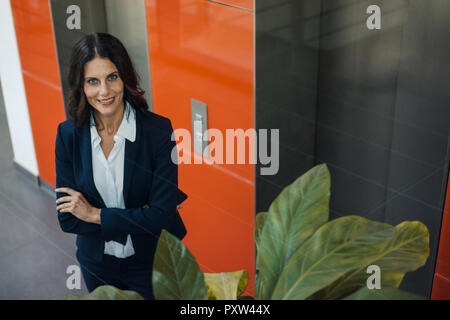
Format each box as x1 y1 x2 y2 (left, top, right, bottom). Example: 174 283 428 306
83 56 124 119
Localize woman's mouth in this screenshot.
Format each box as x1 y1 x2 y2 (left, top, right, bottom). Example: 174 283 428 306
97 97 115 106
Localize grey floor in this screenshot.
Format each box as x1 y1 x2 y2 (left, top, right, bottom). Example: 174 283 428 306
0 84 89 299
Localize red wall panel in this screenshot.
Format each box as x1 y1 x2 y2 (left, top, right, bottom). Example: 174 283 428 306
213 0 253 11
432 174 450 299
21 72 64 185
146 0 255 295
11 0 61 87
11 0 65 186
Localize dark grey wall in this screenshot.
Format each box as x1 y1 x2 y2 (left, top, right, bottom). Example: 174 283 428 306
256 0 321 211
255 0 450 298
382 0 450 297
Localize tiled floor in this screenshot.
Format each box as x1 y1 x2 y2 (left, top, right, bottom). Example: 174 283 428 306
0 84 89 299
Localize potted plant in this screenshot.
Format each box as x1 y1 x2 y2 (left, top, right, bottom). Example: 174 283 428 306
66 164 429 300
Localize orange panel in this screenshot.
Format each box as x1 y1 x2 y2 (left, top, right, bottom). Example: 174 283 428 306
11 0 65 186
21 73 65 186
432 174 450 299
147 0 254 181
180 161 255 295
11 0 61 87
146 0 255 295
212 0 253 11
431 274 450 300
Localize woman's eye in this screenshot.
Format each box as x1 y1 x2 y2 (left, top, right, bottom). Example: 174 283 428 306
87 79 98 85
108 74 118 81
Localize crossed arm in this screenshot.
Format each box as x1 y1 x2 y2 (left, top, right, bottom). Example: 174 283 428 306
55 121 179 240
55 124 103 238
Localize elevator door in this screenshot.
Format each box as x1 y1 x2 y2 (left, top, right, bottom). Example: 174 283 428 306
50 0 153 113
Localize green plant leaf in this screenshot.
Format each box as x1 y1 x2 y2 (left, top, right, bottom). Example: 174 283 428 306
310 220 429 299
255 212 268 248
204 269 249 300
152 229 208 300
254 211 267 298
343 287 426 300
271 215 397 299
64 285 144 300
256 164 331 299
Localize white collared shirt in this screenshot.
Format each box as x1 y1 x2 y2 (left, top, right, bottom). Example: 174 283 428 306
90 101 136 258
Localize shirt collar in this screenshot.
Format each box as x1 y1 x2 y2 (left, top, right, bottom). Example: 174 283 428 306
90 101 136 146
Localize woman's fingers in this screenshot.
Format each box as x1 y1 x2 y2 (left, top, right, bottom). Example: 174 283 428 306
55 187 77 196
56 202 72 212
140 204 182 210
56 196 73 205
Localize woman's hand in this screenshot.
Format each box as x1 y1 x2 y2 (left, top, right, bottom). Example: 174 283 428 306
141 204 183 209
55 187 101 224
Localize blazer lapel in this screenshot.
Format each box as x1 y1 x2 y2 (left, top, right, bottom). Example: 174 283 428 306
122 110 141 208
78 109 141 209
79 125 105 208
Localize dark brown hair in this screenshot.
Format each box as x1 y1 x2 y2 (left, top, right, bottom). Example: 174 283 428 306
67 32 150 127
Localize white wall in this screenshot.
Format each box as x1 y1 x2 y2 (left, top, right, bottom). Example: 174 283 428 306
0 0 39 176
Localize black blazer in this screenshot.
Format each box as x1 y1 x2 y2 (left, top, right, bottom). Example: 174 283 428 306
55 106 187 265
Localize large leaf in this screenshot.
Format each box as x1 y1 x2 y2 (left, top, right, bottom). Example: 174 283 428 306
64 285 144 300
254 211 267 297
271 215 397 299
256 164 331 299
254 212 268 248
310 221 429 299
152 229 208 300
343 287 425 300
204 270 249 300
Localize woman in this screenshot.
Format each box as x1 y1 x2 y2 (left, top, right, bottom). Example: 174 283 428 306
54 33 187 300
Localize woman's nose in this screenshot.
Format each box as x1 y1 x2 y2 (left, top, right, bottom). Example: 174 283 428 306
99 81 110 97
